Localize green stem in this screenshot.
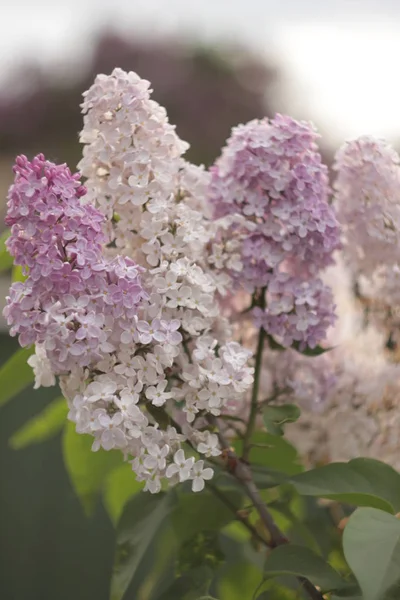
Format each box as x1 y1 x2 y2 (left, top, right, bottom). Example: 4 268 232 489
206 482 270 548
243 325 266 459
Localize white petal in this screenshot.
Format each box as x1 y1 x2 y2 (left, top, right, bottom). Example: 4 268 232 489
192 477 205 492
174 449 185 464
202 468 214 481
166 464 179 478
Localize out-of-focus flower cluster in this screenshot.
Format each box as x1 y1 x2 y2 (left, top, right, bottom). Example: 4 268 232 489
334 136 400 276
208 114 341 350
285 259 400 471
3 69 256 493
334 136 400 345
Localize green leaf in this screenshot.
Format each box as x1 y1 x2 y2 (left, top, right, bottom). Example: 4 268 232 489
268 500 321 556
254 582 299 600
0 228 13 272
9 396 67 449
111 491 176 600
0 346 35 408
217 561 264 600
62 420 122 514
172 487 244 542
263 544 349 593
251 466 287 489
343 507 400 600
235 432 303 476
263 404 301 436
156 566 214 600
331 596 362 600
292 341 333 356
103 463 144 525
266 334 286 352
290 458 400 513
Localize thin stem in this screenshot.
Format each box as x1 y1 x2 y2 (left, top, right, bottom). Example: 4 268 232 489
210 416 324 600
258 386 292 409
243 325 266 459
206 482 271 548
165 412 268 547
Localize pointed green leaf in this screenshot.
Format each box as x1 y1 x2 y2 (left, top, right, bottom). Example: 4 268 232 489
263 404 301 436
172 487 243 542
9 396 67 449
343 507 400 600
290 458 400 513
234 432 303 475
251 465 287 489
111 491 176 600
103 463 144 525
0 346 35 407
263 544 350 594
62 420 122 514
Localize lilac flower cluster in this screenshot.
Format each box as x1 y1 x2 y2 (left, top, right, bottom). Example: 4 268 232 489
334 137 400 342
253 276 336 350
209 115 340 348
4 154 147 372
334 136 400 276
3 71 255 494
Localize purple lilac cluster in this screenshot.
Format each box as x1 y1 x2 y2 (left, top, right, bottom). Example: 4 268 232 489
253 276 336 350
209 114 340 348
3 154 147 373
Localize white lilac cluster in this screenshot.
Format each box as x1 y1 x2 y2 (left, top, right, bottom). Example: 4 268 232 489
208 114 340 350
5 69 254 494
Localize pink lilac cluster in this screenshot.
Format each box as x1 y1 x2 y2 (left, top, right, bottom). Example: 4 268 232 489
334 137 400 341
4 71 255 494
4 154 147 372
334 136 400 277
209 115 340 348
270 348 336 410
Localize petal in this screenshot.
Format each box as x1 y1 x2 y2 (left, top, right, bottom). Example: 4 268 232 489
170 319 181 331
166 464 179 478
202 468 214 481
192 477 205 492
179 468 191 482
137 320 149 332
168 331 183 345
153 331 166 343
174 449 185 464
120 331 132 344
98 414 111 427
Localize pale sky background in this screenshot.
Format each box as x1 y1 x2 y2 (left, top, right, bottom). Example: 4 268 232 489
1 0 400 144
